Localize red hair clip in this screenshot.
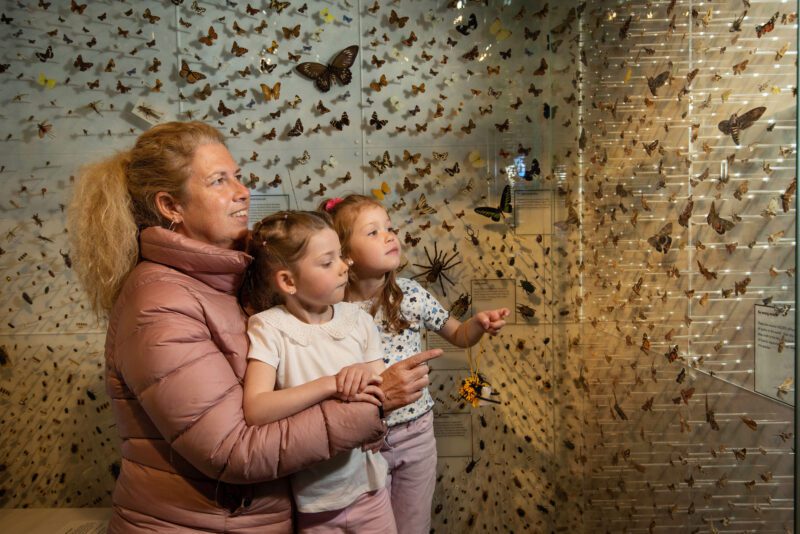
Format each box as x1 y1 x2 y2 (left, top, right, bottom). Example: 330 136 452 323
324 197 344 212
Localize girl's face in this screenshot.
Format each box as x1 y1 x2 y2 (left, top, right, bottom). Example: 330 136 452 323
346 205 401 278
291 228 350 310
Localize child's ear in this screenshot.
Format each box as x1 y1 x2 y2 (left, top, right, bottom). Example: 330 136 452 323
274 269 297 295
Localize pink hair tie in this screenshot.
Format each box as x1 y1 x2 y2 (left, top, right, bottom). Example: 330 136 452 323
325 197 344 212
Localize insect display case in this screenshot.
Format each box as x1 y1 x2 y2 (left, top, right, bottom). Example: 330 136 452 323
0 0 795 532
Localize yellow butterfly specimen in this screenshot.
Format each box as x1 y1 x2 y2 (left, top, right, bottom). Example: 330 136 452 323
371 181 391 200
489 18 512 41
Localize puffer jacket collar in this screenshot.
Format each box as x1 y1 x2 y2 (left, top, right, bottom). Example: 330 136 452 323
139 226 252 295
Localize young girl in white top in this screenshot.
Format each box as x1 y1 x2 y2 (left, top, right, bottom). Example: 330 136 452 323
323 195 509 534
241 210 396 533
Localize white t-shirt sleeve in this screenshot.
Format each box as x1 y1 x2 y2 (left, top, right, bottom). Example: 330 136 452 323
357 310 385 368
246 313 281 369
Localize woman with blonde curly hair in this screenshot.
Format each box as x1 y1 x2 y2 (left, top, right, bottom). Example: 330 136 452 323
68 121 440 533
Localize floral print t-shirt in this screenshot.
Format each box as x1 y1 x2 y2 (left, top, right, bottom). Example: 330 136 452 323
354 278 450 426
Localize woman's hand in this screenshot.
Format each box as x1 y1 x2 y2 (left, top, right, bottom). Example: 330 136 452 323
335 362 382 398
474 308 510 336
379 349 442 412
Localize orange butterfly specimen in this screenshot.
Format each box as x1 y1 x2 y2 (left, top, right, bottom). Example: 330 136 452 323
403 150 421 164
260 82 281 101
254 20 268 33
442 220 454 232
487 65 500 76
411 83 425 95
199 26 218 46
420 51 433 61
461 119 476 134
217 100 234 117
401 32 417 46
370 74 388 92
439 124 452 134
142 8 160 24
371 54 386 68
282 25 300 39
389 9 409 28
367 1 380 14
231 41 248 57
179 60 206 84
732 59 748 74
415 163 431 177
194 83 212 100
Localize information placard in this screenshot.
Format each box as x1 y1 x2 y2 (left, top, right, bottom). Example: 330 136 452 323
248 194 290 228
754 304 795 406
433 412 472 457
514 189 553 235
471 278 516 321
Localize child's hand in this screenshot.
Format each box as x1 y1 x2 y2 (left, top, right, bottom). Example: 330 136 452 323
334 384 386 407
335 362 383 398
475 308 510 335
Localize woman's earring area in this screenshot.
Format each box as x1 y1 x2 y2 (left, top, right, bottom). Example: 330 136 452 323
168 219 176 232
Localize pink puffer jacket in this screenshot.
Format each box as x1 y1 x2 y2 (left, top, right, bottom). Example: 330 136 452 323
105 227 385 533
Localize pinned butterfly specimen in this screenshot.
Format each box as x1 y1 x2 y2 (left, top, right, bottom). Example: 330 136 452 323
296 45 359 92
456 13 478 35
369 111 388 130
533 58 548 75
70 0 87 14
231 41 248 57
643 139 659 156
732 59 748 75
37 120 54 139
36 46 54 63
402 176 419 192
194 83 212 100
389 9 408 28
489 18 511 41
401 32 417 46
37 73 56 89
415 163 431 177
461 119 476 134
260 82 281 101
444 163 460 177
73 55 93 72
678 196 694 227
198 26 218 46
495 119 509 132
781 178 796 212
462 46 479 61
329 111 349 130
369 151 393 174
371 54 386 68
403 150 421 164
371 181 391 200
411 83 425 95
369 74 388 92
647 223 673 253
261 127 277 141
474 185 512 222
282 24 300 39
287 118 304 137
646 70 670 96
756 11 778 38
315 100 330 114
717 107 766 145
217 100 234 117
414 194 436 216
706 202 735 234
179 60 206 84
405 232 421 247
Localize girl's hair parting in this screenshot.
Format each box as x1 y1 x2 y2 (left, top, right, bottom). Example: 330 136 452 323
242 210 334 313
320 194 410 334
67 121 225 314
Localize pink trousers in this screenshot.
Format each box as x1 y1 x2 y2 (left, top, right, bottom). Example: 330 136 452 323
295 486 397 534
381 410 437 534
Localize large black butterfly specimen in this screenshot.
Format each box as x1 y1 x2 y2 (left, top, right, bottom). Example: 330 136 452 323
295 45 359 93
647 222 672 253
474 184 512 222
717 106 766 145
646 70 670 96
456 13 478 35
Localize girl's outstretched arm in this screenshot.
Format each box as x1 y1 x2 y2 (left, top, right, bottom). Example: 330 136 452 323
436 308 510 348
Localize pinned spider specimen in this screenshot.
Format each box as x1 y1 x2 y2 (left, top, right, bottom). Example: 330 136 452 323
412 242 461 296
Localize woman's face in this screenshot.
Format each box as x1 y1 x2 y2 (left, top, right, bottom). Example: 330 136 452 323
174 143 250 250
